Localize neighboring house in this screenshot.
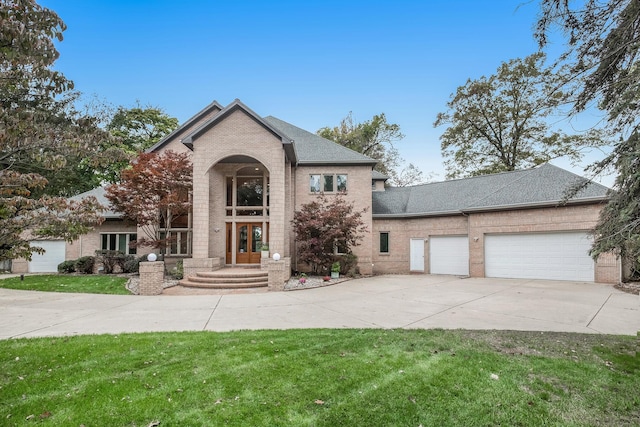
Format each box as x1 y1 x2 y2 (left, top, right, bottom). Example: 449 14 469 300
11 99 621 284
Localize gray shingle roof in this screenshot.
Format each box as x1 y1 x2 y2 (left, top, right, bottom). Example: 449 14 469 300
70 186 121 219
372 170 389 180
373 163 611 217
263 116 377 166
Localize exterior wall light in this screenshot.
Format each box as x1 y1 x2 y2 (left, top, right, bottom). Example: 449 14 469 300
273 253 281 261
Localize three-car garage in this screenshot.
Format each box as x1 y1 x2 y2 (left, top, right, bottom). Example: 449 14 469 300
424 232 596 282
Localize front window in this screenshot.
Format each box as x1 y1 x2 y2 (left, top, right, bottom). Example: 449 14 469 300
101 233 137 255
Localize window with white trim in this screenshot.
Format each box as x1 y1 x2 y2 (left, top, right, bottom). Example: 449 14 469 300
310 173 347 193
101 233 137 255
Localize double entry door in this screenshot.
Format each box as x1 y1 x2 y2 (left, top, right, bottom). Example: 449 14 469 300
226 222 265 264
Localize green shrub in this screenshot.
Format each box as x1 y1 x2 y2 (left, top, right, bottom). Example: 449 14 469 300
171 259 184 280
57 260 76 273
75 256 95 274
95 250 126 274
123 255 147 274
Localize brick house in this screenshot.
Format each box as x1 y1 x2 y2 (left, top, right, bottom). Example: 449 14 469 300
12 99 620 284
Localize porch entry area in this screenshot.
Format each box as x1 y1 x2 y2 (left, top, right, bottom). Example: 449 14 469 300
226 222 269 265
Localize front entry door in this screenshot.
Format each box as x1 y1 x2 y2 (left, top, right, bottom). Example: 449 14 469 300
236 223 262 264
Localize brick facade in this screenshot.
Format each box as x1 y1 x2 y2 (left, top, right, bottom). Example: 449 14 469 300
371 203 621 283
21 100 620 286
292 165 374 275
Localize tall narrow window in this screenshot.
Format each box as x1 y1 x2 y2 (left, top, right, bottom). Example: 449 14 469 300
337 174 347 192
380 232 389 253
323 175 334 192
310 175 321 193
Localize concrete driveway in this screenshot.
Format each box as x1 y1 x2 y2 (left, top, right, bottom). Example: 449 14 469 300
0 275 638 339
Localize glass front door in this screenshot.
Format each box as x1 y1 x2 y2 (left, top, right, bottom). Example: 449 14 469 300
235 223 262 264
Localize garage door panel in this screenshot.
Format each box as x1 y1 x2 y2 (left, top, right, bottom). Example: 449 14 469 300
430 236 469 275
29 240 65 273
485 233 594 281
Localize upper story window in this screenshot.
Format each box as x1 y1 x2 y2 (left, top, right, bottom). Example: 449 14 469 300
310 174 347 193
226 166 269 217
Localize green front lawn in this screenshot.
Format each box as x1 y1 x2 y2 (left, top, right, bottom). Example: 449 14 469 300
1 329 638 426
0 274 129 295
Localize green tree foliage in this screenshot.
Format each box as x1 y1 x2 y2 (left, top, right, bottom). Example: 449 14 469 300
291 194 368 274
318 113 427 186
102 105 179 183
434 53 606 179
0 0 117 261
105 151 192 251
536 0 640 269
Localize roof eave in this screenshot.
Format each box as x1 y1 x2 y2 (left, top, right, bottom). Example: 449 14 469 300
147 100 224 153
296 160 378 167
372 210 464 219
461 196 609 214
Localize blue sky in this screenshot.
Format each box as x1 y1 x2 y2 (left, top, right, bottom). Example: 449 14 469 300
40 0 612 185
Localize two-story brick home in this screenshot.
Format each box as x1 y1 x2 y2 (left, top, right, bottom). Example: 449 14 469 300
13 99 621 285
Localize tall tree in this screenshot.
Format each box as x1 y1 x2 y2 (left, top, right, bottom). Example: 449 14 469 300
102 105 179 183
0 0 118 261
105 151 192 252
292 194 368 274
536 0 640 269
318 113 427 186
434 53 606 179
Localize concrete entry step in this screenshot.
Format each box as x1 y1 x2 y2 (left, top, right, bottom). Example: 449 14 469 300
178 266 268 289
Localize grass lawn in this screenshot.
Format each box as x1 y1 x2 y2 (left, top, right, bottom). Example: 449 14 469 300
0 274 130 295
0 329 638 426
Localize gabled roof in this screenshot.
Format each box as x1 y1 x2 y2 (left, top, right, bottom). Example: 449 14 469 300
146 100 224 153
70 186 121 219
372 163 611 218
182 99 297 162
263 116 377 166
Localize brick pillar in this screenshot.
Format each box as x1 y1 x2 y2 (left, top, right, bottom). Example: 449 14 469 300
268 257 291 291
139 261 164 295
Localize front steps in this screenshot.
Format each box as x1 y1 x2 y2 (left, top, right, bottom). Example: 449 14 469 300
179 266 268 290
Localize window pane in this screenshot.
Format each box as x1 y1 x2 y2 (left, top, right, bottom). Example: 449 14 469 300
171 214 188 228
237 178 263 206
238 225 248 253
179 231 188 254
129 233 137 255
226 177 233 207
109 234 116 251
337 174 347 192
118 234 127 253
310 175 320 193
252 226 262 253
323 175 334 192
170 232 178 254
380 232 389 253
101 234 108 250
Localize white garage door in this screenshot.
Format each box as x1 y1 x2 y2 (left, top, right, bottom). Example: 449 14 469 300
485 232 594 281
430 236 469 275
29 240 66 273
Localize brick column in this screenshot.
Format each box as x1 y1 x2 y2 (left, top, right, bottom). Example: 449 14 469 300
139 261 164 295
268 257 291 291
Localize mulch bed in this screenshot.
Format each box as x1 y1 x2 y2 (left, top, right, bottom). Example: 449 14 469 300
615 281 640 295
